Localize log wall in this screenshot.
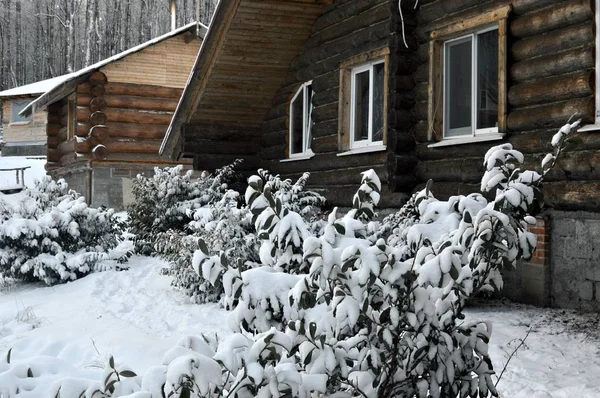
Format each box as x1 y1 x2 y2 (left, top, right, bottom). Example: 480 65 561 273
414 0 597 210
260 0 419 207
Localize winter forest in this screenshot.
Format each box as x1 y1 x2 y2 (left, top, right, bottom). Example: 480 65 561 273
0 0 218 92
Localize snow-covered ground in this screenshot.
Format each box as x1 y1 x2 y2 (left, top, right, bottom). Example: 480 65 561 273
0 156 46 208
0 258 599 397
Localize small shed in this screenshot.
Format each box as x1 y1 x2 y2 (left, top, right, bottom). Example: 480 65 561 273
0 75 74 156
21 22 206 209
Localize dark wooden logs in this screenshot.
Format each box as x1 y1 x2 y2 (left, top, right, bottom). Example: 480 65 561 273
508 71 593 107
507 96 594 131
511 24 593 62
510 0 593 39
107 140 163 154
107 122 167 139
511 47 594 82
104 108 172 125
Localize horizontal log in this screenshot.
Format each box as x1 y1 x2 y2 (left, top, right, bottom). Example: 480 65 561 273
510 46 594 82
263 150 389 175
77 122 91 137
507 96 593 131
106 139 163 154
286 165 390 188
193 154 261 172
105 107 173 125
182 139 260 156
510 0 593 39
415 157 486 184
89 71 108 86
312 134 338 153
58 138 91 155
511 24 593 62
508 71 593 107
309 184 408 208
60 152 78 167
108 122 167 139
260 130 286 148
102 95 179 112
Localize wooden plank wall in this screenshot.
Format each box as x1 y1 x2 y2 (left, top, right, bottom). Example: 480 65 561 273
101 33 202 89
261 0 419 207
413 0 597 210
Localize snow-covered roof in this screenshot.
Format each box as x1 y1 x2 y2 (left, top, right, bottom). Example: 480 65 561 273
0 73 76 98
21 21 207 117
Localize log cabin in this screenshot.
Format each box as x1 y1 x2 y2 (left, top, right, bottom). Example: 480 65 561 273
0 75 75 156
162 0 600 310
21 22 206 209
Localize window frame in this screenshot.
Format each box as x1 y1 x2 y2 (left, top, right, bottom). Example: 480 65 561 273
287 81 314 159
442 25 499 139
10 100 33 125
349 59 386 149
338 47 390 154
428 5 509 146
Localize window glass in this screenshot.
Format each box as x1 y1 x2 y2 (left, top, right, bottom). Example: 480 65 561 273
353 70 370 142
305 85 313 150
477 29 498 129
446 38 472 136
372 63 385 142
11 100 32 123
290 93 304 154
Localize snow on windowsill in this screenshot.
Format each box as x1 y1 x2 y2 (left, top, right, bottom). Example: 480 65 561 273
577 123 600 132
8 121 32 126
428 133 505 148
337 145 387 157
279 152 315 163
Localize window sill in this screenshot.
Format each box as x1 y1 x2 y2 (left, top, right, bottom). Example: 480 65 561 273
337 145 387 157
279 153 315 163
427 133 505 148
9 121 32 126
577 123 600 133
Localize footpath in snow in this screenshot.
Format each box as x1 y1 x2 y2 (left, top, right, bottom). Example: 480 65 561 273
0 258 599 396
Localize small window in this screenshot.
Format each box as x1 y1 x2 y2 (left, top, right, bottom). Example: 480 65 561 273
427 5 509 145
288 81 313 158
351 60 385 148
444 27 498 138
11 100 32 124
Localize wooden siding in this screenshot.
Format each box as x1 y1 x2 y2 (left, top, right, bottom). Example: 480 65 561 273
413 0 597 210
100 33 202 89
260 0 418 207
1 98 47 144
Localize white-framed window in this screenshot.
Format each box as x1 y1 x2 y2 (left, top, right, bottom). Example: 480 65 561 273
288 81 313 158
10 100 32 124
350 60 385 148
443 25 499 138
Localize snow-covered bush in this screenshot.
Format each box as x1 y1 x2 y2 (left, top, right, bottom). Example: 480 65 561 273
0 177 126 285
188 121 579 398
128 161 243 255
